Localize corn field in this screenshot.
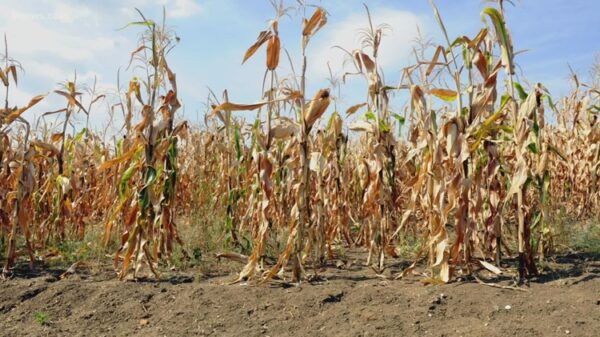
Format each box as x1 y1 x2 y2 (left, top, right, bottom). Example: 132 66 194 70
1 1 599 287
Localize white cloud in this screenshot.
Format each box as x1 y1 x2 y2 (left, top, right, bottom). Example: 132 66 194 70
0 1 139 130
0 1 127 64
161 0 203 18
1 20 122 62
21 61 65 83
51 2 95 24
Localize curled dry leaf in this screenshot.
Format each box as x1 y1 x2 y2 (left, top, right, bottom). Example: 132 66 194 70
211 101 268 115
346 102 367 116
30 141 60 156
430 88 458 102
508 161 528 195
54 90 88 114
259 154 273 199
330 113 343 136
270 120 299 139
243 30 273 64
353 51 376 74
3 95 46 125
302 7 327 37
349 120 376 133
309 152 325 173
0 68 8 86
59 261 89 279
479 260 502 275
425 46 444 77
99 143 142 171
215 252 249 264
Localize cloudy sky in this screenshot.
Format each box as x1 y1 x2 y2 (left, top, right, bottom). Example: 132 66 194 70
0 0 598 130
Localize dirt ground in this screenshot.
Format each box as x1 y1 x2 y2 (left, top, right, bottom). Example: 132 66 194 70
0 251 599 337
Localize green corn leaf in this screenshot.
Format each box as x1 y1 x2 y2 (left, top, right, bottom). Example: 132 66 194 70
481 7 513 74
364 111 376 122
392 113 406 125
379 120 390 133
530 210 542 230
548 144 567 161
143 166 157 188
234 124 242 161
120 160 139 199
541 170 550 204
546 95 557 112
514 82 529 101
326 111 340 130
527 142 539 154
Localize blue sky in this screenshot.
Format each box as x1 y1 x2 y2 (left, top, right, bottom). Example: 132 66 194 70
0 0 598 131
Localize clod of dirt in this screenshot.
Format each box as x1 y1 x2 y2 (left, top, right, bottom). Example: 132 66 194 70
431 294 447 305
19 286 47 302
44 276 57 283
322 291 344 304
429 293 448 311
140 294 153 304
0 304 16 314
81 311 95 320
168 275 194 284
334 260 354 270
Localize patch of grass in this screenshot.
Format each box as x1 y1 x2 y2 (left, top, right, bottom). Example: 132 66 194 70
567 221 600 253
548 207 600 254
33 312 49 326
396 232 424 260
47 226 114 269
163 202 229 271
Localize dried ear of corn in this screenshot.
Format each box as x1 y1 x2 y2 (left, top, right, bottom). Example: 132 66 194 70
304 89 331 129
266 35 280 71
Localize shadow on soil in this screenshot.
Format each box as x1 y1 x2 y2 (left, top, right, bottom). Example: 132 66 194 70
2 251 599 287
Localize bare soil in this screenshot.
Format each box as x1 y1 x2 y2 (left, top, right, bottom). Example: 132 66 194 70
0 251 599 337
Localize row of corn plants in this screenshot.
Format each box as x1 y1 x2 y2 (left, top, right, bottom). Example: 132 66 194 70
0 2 598 284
